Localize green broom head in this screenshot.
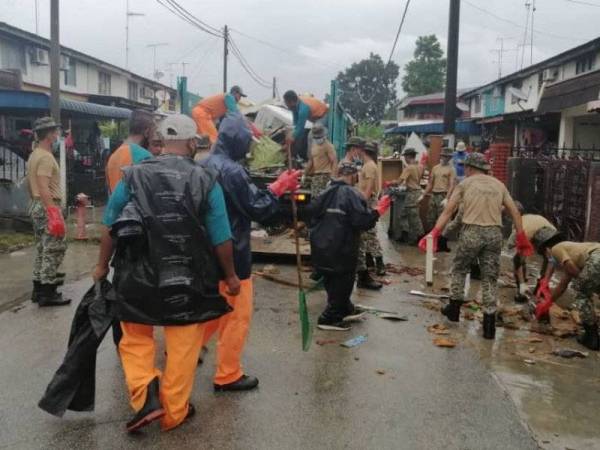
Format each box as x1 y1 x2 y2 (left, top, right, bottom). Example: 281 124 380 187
298 290 312 351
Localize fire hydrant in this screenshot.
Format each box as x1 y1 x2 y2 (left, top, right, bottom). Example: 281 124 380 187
75 193 89 240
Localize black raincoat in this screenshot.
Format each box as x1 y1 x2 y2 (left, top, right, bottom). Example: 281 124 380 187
38 280 115 417
200 113 280 280
111 154 232 326
306 180 379 274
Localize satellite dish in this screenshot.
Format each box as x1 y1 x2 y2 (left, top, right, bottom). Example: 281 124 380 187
508 86 528 101
456 102 469 112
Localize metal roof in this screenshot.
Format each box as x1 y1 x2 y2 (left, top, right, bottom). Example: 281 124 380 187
0 89 131 119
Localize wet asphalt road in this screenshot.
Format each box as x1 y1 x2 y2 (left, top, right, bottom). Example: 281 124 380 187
0 265 539 450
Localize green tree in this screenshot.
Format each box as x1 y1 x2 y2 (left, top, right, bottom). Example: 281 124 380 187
336 53 399 123
401 35 446 96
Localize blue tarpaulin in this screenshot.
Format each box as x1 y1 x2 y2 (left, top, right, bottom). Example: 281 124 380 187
0 90 131 119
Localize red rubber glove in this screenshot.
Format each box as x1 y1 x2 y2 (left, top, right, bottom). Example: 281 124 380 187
515 230 534 257
534 278 553 320
376 195 391 216
418 227 441 253
46 205 66 238
268 169 302 197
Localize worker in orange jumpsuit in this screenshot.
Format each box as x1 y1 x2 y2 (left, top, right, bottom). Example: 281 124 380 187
199 112 301 391
94 114 240 432
191 85 246 144
283 90 329 159
105 109 156 193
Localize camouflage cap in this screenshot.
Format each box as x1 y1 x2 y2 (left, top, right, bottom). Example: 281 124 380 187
338 161 358 175
364 140 379 156
464 152 490 171
402 147 417 156
345 136 366 149
441 147 454 157
532 227 562 251
312 124 326 139
33 116 60 132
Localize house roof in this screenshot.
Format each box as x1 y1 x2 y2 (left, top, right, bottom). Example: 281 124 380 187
0 22 174 93
399 88 471 109
462 35 600 98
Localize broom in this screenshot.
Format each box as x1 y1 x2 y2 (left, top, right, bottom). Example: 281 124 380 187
285 141 312 351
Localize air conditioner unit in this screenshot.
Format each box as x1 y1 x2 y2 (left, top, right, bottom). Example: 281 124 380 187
31 48 49 65
543 67 559 82
141 86 154 99
60 55 70 71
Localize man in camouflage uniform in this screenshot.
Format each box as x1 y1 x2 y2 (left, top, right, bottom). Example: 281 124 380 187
396 147 424 245
344 138 382 290
422 147 456 251
27 117 70 307
420 153 530 339
305 124 337 198
545 241 600 350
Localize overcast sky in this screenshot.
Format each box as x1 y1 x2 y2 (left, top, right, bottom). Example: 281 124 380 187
1 0 598 101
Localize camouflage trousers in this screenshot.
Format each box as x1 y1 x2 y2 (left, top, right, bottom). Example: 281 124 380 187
356 196 382 272
29 199 67 284
427 192 447 231
310 173 331 198
572 250 600 326
450 225 502 314
398 190 424 245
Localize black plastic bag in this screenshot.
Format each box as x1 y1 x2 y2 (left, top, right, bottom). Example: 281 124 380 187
38 280 115 417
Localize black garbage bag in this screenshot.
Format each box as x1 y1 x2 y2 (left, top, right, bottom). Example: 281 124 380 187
38 280 115 417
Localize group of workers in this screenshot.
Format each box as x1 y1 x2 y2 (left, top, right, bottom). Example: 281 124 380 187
25 83 600 435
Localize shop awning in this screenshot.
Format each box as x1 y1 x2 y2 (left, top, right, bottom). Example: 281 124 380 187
385 119 479 135
538 70 600 114
0 89 131 119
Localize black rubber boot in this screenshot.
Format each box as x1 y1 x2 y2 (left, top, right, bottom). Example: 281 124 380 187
365 253 375 269
31 281 41 303
126 377 165 432
470 264 482 280
514 294 528 304
38 284 71 307
438 236 451 252
214 374 259 392
577 323 600 351
441 300 461 322
356 270 382 290
375 257 387 276
483 313 496 340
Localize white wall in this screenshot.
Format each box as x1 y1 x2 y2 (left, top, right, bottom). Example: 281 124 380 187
504 72 541 114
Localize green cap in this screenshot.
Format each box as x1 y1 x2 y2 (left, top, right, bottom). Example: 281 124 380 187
402 147 417 156
441 147 454 157
464 152 490 171
345 136 366 149
364 140 379 156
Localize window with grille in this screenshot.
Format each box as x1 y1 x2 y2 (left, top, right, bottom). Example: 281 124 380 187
98 71 111 95
128 80 138 101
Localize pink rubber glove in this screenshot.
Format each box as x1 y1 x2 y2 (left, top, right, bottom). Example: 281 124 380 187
268 169 302 197
46 205 66 238
376 195 391 216
418 227 441 253
516 230 534 257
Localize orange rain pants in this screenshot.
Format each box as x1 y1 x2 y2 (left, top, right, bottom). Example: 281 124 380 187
119 322 206 431
201 278 253 385
191 106 219 144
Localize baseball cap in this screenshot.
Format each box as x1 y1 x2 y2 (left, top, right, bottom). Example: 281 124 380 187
158 114 198 141
230 85 247 97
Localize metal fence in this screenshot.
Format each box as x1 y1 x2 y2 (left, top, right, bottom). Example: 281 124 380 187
507 148 600 242
0 142 28 182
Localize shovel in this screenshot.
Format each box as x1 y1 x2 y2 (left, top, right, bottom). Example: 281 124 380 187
285 141 312 351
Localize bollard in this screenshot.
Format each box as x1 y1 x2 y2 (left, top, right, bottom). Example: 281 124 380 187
425 235 433 286
75 193 89 240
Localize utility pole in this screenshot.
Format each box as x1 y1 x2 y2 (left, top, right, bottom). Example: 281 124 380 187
272 76 277 99
34 0 39 34
520 1 531 69
443 0 460 135
125 0 145 69
223 25 229 92
50 0 60 123
530 0 536 65
147 42 168 80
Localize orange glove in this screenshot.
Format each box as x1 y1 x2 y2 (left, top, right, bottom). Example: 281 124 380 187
269 169 302 197
516 230 534 257
46 205 66 238
534 278 553 320
418 227 441 253
376 195 391 216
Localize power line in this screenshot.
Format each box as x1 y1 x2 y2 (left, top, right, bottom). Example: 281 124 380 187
228 36 271 88
387 0 411 65
164 0 222 35
463 0 586 42
155 0 222 38
565 0 600 6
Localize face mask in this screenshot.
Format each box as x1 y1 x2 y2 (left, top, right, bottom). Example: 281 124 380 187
314 138 325 145
441 158 449 166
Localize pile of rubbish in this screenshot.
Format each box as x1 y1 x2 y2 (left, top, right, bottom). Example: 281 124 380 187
248 136 285 171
